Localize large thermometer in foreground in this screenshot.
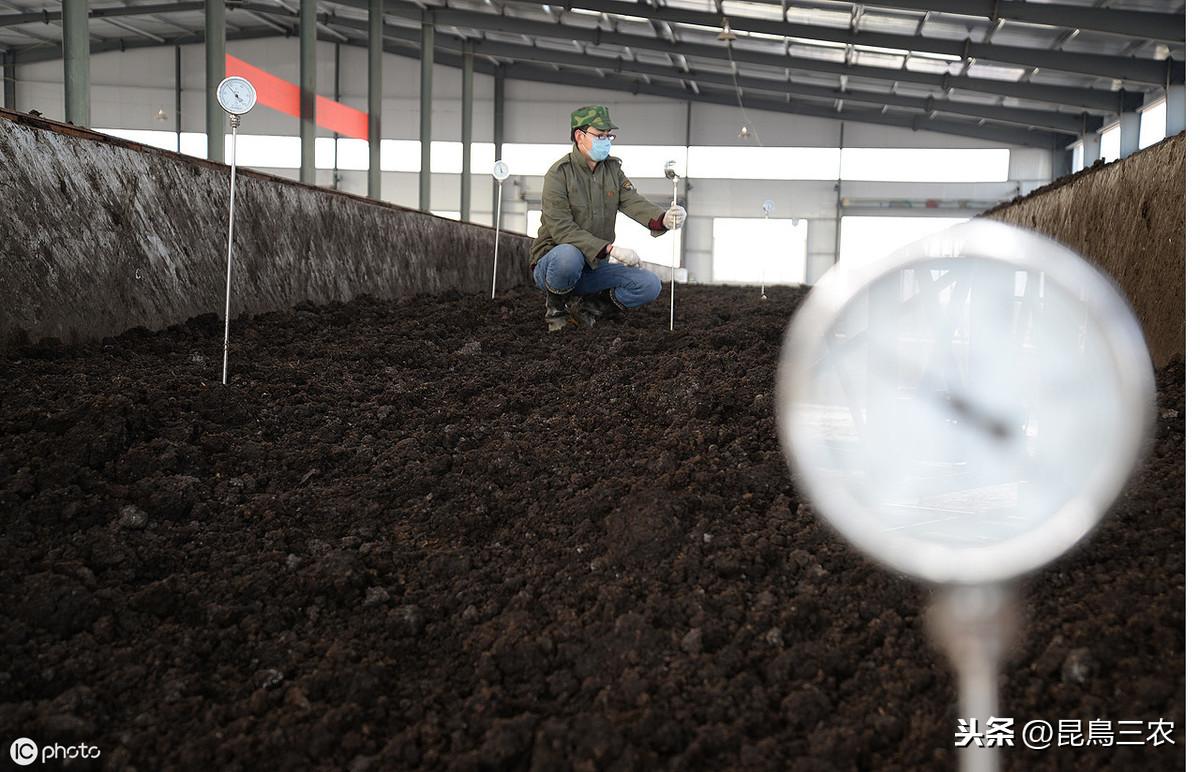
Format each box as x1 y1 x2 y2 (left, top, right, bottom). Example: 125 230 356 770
776 220 1154 772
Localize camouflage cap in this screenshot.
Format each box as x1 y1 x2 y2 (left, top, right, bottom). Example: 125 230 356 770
570 105 619 131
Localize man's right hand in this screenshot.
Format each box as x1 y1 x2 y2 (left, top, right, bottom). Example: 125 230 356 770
609 246 641 267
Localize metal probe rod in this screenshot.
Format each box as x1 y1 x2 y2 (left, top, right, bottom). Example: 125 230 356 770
221 115 240 385
761 208 768 300
491 182 502 299
929 585 1017 772
670 175 678 332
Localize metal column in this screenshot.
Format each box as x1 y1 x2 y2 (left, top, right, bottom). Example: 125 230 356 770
332 42 340 188
418 11 433 211
62 0 90 127
174 45 182 152
2 51 15 111
1118 111 1141 158
1051 147 1072 179
1166 84 1185 136
460 41 474 223
492 65 505 228
1080 132 1101 165
368 0 382 200
299 0 316 185
205 0 225 162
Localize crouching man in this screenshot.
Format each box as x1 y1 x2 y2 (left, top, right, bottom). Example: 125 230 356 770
530 105 687 331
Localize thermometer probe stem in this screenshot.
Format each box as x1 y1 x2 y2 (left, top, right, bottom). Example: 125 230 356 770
221 114 240 385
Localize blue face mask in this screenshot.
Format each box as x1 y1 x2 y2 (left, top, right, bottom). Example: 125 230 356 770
587 137 612 162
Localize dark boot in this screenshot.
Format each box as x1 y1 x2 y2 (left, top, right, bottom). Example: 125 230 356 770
572 289 625 328
545 290 574 332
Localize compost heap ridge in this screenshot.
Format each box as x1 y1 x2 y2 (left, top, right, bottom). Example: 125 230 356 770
0 286 1183 770
0 107 533 348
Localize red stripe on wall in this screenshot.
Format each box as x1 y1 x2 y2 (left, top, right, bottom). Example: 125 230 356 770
225 54 369 141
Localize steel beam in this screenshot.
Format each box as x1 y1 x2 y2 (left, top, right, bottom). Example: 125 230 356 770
8 26 1067 149
21 0 1136 113
0 2 205 28
419 10 433 211
63 0 90 126
461 40 474 223
735 0 1185 45
205 0 224 162
493 64 504 228
500 60 1065 148
299 0 316 184
368 0 382 199
320 13 1115 126
496 0 1175 84
445 35 1098 133
387 6 1134 112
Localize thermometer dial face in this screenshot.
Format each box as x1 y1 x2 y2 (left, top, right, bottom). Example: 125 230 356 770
217 76 257 116
492 160 510 182
776 220 1154 584
762 199 776 216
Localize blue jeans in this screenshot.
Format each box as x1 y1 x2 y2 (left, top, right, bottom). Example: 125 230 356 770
532 244 662 309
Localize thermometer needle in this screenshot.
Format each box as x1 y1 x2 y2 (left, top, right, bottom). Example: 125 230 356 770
943 392 1012 443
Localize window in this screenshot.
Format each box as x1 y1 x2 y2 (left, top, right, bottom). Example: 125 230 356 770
712 218 807 285
92 132 1011 186
839 216 969 271
1099 124 1120 163
616 213 677 268
96 128 180 151
501 144 572 177
601 145 688 178
432 210 460 220
1071 143 1083 174
839 148 1009 183
687 146 840 180
1139 99 1166 149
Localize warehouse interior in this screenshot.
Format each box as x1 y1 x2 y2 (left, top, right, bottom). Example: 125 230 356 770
0 1 1187 769
0 0 1185 283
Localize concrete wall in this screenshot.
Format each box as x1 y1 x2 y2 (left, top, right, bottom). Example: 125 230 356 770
0 108 531 347
984 132 1184 367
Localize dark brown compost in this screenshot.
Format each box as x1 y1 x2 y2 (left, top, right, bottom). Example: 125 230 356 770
0 286 1184 770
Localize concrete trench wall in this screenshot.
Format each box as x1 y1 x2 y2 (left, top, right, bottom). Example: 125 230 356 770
983 133 1184 367
0 108 533 347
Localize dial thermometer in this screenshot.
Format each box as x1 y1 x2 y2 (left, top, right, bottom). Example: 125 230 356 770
775 219 1154 772
215 76 257 385
216 76 257 116
490 160 511 299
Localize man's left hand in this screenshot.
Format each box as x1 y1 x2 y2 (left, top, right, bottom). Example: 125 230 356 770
663 204 687 230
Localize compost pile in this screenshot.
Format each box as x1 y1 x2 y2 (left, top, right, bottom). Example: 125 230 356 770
0 286 1184 771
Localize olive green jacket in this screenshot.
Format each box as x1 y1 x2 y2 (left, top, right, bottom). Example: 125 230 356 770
530 146 667 269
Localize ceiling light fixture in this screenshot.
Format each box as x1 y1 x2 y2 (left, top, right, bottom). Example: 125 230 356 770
717 17 737 41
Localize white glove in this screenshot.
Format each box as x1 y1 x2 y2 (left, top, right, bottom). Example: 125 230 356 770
663 204 687 230
609 246 641 267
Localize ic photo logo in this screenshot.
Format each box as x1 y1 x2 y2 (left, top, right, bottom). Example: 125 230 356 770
10 738 37 766
9 737 102 765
